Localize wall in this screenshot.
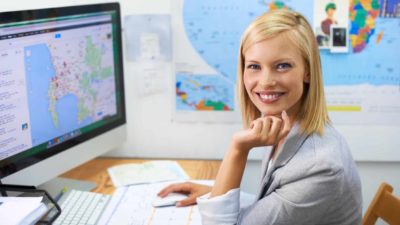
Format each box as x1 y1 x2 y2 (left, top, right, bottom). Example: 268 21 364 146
1 1 398 224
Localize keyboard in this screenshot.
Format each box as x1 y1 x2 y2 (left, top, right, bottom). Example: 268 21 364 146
53 189 111 225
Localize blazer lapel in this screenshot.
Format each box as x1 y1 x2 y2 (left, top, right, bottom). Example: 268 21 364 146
260 146 274 180
256 122 309 199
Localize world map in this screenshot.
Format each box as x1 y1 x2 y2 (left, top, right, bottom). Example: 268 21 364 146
175 0 399 115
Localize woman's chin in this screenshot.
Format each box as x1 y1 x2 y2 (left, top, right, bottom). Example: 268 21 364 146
260 110 283 118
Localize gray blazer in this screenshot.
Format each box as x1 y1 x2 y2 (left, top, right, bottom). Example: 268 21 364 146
237 123 362 225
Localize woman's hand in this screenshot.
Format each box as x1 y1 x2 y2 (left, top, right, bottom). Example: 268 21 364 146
232 110 291 153
157 182 212 207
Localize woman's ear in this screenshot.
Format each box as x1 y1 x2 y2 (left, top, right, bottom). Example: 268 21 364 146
303 73 310 83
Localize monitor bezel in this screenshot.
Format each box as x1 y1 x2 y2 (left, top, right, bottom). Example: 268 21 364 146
0 2 126 179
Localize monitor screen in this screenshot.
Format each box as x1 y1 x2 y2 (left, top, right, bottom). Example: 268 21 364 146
0 3 126 186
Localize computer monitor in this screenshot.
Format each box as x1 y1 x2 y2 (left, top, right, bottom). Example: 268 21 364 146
0 2 126 190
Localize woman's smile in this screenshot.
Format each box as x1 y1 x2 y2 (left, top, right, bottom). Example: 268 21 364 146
256 91 285 103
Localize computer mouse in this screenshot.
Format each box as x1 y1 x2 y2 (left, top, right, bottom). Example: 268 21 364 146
152 192 188 207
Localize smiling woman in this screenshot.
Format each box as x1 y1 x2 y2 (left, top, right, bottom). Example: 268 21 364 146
158 9 362 225
242 34 308 122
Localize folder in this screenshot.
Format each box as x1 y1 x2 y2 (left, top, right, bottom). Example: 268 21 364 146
0 184 61 225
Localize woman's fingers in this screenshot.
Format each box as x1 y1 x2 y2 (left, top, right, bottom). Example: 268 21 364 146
157 184 177 197
158 183 212 207
260 116 272 137
176 196 197 207
257 111 291 145
251 118 263 134
157 182 192 197
269 116 282 143
278 110 291 140
233 110 292 150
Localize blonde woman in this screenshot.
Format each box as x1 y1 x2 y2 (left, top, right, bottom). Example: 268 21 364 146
159 9 362 225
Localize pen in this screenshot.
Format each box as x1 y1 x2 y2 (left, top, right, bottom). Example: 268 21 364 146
54 187 68 202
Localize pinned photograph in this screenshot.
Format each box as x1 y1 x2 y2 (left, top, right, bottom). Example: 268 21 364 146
330 25 348 53
314 0 349 51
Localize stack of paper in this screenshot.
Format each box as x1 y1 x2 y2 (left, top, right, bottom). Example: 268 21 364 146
0 196 47 225
107 160 189 187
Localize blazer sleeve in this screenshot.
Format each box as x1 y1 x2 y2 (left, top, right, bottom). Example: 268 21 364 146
237 163 344 225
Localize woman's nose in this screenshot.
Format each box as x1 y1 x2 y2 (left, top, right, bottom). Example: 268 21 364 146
259 70 276 87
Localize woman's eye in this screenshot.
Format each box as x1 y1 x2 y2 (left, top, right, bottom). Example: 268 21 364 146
276 63 292 71
246 64 261 70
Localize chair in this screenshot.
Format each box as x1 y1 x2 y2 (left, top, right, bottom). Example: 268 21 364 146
363 182 400 225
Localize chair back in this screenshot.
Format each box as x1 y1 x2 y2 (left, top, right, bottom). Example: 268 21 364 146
362 182 400 225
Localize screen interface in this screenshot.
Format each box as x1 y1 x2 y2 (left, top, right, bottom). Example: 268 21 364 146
0 8 124 176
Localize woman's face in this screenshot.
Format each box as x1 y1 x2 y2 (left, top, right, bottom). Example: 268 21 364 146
243 35 309 120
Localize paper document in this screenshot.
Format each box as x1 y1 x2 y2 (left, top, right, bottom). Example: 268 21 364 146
97 180 213 225
107 160 189 187
0 196 44 225
124 15 172 62
97 180 256 225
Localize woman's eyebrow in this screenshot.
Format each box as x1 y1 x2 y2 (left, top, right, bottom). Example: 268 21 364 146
273 57 295 62
271 57 297 64
244 59 260 63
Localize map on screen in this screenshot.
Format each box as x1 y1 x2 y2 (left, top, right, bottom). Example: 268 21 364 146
0 14 118 159
25 28 116 146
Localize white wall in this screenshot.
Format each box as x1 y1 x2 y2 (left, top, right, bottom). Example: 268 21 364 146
1 1 398 224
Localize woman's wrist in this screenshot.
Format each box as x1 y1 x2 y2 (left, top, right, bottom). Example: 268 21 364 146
210 143 249 198
230 132 253 153
228 140 251 158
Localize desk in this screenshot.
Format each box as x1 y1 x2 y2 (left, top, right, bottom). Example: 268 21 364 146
60 157 222 194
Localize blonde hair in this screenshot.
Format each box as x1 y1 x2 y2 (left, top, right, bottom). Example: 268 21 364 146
237 9 330 135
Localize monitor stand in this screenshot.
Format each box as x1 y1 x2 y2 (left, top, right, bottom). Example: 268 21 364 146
38 177 96 197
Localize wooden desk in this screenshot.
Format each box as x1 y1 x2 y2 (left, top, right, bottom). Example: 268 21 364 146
60 157 222 194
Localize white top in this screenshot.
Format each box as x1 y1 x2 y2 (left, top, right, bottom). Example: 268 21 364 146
197 160 272 225
197 189 240 225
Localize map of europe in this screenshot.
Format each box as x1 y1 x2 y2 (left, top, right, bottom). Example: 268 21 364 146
176 0 399 112
25 33 117 146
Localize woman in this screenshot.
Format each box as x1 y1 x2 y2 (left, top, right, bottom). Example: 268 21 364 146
158 9 362 225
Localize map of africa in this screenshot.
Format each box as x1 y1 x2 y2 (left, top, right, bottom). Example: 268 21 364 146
25 33 117 146
176 0 400 125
